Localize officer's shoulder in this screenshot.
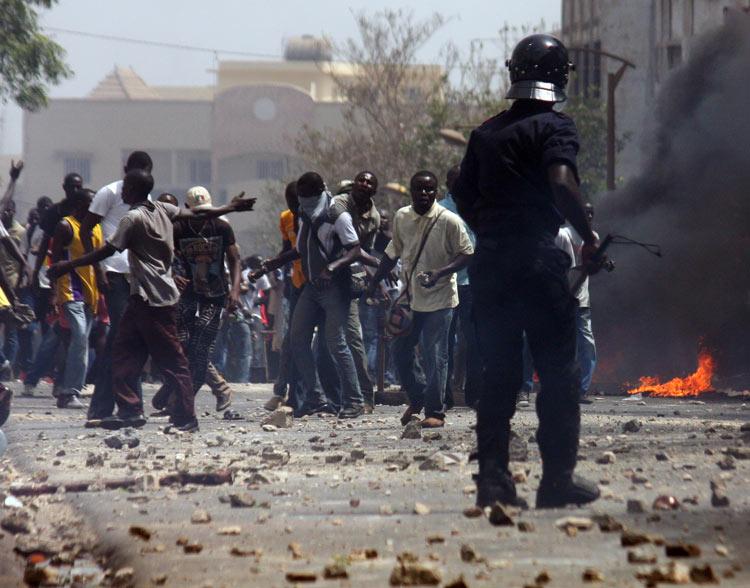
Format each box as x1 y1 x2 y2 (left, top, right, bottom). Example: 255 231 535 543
475 110 510 132
545 109 578 129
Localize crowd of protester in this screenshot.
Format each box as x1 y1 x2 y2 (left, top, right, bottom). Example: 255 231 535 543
0 148 598 434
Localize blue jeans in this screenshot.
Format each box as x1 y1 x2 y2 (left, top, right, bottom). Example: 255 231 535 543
0 323 19 367
61 301 93 396
225 314 252 383
393 307 453 419
576 307 597 395
360 299 397 386
24 324 61 387
88 273 141 419
290 282 362 410
273 287 303 407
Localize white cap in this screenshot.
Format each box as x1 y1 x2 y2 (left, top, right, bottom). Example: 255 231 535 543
186 186 212 210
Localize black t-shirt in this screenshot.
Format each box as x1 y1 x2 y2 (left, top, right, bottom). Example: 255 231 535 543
453 100 580 242
39 200 73 236
173 217 235 298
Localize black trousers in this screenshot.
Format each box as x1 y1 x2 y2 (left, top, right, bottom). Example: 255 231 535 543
470 239 581 479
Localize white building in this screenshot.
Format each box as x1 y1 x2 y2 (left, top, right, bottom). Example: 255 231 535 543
561 0 750 184
20 36 442 253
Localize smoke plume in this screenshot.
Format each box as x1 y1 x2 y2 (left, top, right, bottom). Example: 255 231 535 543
594 14 750 387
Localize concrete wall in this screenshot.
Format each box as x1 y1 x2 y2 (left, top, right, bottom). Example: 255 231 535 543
21 100 212 213
562 0 747 185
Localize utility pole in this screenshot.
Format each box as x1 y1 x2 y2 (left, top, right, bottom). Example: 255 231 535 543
569 47 635 190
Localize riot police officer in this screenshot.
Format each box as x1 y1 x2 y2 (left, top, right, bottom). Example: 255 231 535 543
453 34 600 509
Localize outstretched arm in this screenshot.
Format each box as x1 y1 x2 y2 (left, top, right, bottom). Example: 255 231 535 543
251 249 300 281
366 254 399 298
48 243 117 280
177 192 257 220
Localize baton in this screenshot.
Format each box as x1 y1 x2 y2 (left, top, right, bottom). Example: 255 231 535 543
571 233 613 294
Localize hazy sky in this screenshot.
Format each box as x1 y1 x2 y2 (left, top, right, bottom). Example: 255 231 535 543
0 0 560 154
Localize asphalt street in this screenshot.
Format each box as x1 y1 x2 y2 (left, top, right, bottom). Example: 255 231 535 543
1 382 749 587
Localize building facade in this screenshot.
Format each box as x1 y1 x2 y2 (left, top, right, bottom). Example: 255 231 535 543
561 0 749 184
20 36 443 253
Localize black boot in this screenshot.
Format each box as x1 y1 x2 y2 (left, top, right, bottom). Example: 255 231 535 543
473 416 528 509
474 469 528 509
536 473 600 509
536 390 599 508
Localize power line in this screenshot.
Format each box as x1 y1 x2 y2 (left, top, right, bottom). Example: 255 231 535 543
45 27 281 59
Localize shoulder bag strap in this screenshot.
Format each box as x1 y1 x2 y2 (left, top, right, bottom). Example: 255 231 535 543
404 209 444 302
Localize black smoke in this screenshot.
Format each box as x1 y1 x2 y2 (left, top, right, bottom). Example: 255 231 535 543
594 14 750 387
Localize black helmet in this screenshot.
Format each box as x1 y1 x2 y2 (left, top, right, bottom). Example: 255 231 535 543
505 34 574 103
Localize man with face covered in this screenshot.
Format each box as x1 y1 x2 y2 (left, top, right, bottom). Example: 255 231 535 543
257 172 377 419
368 171 474 428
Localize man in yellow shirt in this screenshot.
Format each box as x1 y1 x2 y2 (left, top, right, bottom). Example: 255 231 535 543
49 188 103 409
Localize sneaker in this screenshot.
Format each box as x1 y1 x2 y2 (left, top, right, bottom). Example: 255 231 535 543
579 396 593 405
536 474 601 509
215 389 232 412
57 395 87 409
84 418 103 429
0 360 11 382
21 384 35 397
338 404 365 419
263 395 284 411
100 413 147 431
420 417 445 428
294 402 336 418
172 417 199 433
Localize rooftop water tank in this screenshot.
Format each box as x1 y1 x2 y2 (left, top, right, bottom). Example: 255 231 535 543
284 35 333 61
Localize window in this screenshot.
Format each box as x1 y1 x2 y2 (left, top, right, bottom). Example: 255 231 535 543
257 159 284 180
684 0 694 37
189 158 211 185
63 156 91 183
667 45 682 70
661 0 673 41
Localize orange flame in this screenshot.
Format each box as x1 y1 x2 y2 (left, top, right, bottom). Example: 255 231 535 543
627 351 716 397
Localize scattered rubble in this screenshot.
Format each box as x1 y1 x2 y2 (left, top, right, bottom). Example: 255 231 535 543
261 406 293 429
488 503 515 526
622 419 642 433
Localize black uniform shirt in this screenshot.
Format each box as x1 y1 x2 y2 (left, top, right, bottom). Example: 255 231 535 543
452 100 580 243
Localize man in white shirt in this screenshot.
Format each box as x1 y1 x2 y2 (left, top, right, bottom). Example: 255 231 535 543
369 171 474 428
80 151 153 425
555 202 598 404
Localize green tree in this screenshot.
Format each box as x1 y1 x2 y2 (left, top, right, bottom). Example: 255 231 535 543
0 0 71 111
297 11 610 209
563 97 608 201
295 9 450 210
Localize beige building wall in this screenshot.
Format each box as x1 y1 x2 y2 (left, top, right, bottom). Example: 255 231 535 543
21 99 212 215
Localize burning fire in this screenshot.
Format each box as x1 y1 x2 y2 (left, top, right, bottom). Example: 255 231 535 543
627 351 716 397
